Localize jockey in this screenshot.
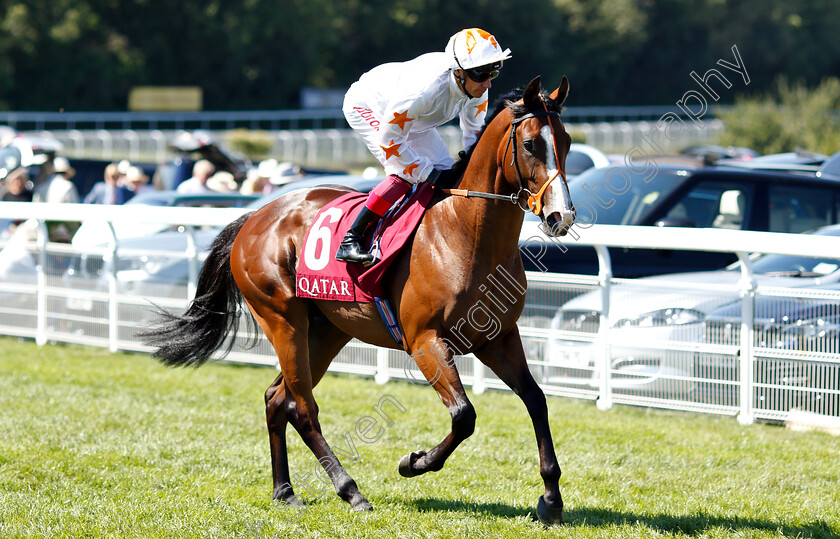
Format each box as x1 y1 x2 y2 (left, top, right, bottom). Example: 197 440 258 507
336 28 512 265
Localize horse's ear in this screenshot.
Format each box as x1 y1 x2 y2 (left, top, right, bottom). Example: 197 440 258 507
522 76 542 108
549 76 570 106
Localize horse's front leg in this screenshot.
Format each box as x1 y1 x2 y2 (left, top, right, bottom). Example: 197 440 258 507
473 326 564 525
399 333 476 477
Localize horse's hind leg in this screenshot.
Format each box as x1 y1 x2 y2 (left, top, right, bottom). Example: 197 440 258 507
264 315 353 506
260 302 370 511
265 372 299 506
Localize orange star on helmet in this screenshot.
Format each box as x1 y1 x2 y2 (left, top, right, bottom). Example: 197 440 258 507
381 140 401 160
389 110 414 130
474 28 499 49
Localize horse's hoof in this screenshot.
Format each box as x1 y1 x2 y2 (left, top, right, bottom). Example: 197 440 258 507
274 494 304 508
536 495 564 525
398 450 426 477
352 500 374 512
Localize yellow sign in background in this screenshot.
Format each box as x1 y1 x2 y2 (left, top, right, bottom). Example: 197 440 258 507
128 87 203 111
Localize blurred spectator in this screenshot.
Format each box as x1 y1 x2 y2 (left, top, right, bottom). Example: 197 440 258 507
32 157 80 242
270 161 304 189
0 167 34 236
206 170 239 193
1 168 34 203
84 163 127 204
176 159 215 193
124 166 156 196
240 159 277 196
0 126 17 148
33 157 79 204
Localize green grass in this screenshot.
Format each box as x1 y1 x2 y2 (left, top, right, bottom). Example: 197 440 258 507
0 336 838 538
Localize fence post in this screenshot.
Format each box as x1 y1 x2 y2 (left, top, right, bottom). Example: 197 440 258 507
106 222 119 353
35 220 49 346
595 245 613 410
68 130 84 158
472 355 486 394
375 347 390 385
97 130 113 161
302 130 317 165
736 252 756 425
123 129 140 161
150 130 167 163
185 225 198 300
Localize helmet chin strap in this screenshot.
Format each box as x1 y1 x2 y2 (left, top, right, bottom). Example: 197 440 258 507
452 45 473 97
454 71 471 97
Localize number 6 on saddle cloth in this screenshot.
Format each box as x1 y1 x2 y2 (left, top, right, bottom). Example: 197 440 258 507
295 182 436 342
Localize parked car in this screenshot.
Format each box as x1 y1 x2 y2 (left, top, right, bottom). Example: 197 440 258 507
520 164 840 277
70 190 260 249
716 149 828 173
543 224 840 397
680 144 758 165
816 150 840 180
565 143 612 179
61 174 381 331
701 283 839 418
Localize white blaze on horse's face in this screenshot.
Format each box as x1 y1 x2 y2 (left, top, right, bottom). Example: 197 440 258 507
539 124 576 237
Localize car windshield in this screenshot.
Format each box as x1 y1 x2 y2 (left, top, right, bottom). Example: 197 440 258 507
569 167 685 225
565 152 595 176
750 226 840 277
752 253 840 277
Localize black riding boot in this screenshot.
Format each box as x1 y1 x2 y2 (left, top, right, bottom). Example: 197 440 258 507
335 206 380 265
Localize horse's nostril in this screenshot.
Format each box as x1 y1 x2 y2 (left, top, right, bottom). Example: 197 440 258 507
541 213 570 237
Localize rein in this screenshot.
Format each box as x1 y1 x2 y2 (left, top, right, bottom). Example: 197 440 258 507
441 105 566 215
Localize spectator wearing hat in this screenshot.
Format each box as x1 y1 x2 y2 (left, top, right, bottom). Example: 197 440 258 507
270 162 304 188
240 159 277 196
84 163 128 204
1 168 34 203
33 156 79 204
206 170 239 193
176 159 215 194
124 166 155 196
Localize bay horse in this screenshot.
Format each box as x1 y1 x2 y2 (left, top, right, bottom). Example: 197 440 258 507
141 76 575 525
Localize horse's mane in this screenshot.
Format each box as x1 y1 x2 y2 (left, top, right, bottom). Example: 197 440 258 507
450 86 565 179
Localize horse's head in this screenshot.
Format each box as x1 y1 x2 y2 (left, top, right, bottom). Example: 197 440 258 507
505 76 575 237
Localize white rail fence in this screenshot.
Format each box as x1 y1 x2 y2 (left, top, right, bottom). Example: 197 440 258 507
24 121 724 166
0 202 837 430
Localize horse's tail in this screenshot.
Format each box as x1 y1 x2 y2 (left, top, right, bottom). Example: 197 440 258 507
139 213 254 367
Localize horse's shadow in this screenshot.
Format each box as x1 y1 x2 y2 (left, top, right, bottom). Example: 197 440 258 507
406 498 838 537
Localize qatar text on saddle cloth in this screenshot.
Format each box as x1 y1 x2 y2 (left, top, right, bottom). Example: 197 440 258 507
295 183 436 303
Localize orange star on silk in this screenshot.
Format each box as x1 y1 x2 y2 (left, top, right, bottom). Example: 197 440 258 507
389 110 414 130
381 140 401 160
403 162 419 177
474 99 488 118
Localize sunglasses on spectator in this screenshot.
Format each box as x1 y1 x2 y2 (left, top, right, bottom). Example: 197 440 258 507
465 68 500 82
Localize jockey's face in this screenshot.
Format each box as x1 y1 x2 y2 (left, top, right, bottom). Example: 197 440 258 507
456 69 493 98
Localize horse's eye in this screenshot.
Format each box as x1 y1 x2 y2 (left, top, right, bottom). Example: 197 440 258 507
523 140 536 154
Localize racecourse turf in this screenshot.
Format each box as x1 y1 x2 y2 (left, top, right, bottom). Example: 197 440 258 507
0 336 837 539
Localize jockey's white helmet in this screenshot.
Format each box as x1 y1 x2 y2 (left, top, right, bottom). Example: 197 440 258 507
445 28 512 70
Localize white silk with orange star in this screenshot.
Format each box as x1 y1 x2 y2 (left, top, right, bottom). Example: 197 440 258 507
343 52 488 184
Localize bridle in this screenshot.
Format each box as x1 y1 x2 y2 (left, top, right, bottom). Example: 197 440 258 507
441 101 567 216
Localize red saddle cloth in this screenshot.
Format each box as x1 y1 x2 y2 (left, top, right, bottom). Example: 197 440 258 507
295 183 436 302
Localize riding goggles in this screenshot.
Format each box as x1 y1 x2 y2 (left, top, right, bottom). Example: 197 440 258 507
464 61 502 83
